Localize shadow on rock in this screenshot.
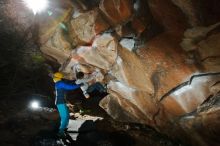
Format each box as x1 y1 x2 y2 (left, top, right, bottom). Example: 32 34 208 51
31 120 135 146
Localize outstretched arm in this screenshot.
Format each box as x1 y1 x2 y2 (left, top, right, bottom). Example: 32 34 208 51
57 81 80 90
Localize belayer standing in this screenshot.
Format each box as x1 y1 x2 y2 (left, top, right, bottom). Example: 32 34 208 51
52 72 80 137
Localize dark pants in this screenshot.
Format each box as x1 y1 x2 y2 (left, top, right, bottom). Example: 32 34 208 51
87 82 106 93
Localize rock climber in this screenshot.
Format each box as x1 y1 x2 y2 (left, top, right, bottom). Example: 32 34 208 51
75 71 106 99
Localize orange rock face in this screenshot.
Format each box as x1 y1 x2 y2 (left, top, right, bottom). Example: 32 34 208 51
137 33 197 100
148 0 187 34
70 9 109 45
162 75 220 116
198 33 220 72
99 0 133 26
39 0 220 145
40 26 72 64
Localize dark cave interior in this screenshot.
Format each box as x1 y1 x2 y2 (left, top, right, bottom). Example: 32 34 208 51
0 0 220 146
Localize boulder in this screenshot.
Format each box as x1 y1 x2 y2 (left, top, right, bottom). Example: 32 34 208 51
198 33 220 72
107 81 159 123
161 74 220 118
180 22 220 51
70 9 109 45
40 27 71 64
100 93 150 124
148 0 187 35
99 0 133 26
111 46 154 92
173 94 220 146
170 0 200 26
36 1 220 145
75 33 118 70
131 17 148 36
39 7 73 44
202 58 220 72
137 33 197 101
132 0 151 36
115 24 136 38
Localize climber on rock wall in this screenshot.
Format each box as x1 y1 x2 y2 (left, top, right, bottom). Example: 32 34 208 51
75 71 106 99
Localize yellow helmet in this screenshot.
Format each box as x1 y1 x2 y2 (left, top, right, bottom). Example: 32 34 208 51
53 72 64 82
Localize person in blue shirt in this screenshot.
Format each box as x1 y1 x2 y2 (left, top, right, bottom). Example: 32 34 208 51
52 72 80 137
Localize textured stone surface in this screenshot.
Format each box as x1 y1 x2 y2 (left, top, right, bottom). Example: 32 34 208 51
112 46 154 92
180 22 220 51
105 81 158 122
198 33 220 71
202 58 220 72
132 0 151 36
148 0 187 34
100 93 150 124
75 33 118 70
38 0 220 145
99 0 133 26
70 9 109 45
198 33 220 60
40 27 71 64
161 74 220 117
39 7 73 44
173 94 220 146
170 0 200 26
137 33 197 101
115 24 135 37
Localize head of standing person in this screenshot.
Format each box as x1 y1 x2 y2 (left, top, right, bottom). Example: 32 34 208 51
53 72 64 82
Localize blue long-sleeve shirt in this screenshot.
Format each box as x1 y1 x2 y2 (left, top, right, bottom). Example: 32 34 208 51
55 80 80 105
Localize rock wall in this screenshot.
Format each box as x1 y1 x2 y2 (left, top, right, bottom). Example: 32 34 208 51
38 0 220 145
